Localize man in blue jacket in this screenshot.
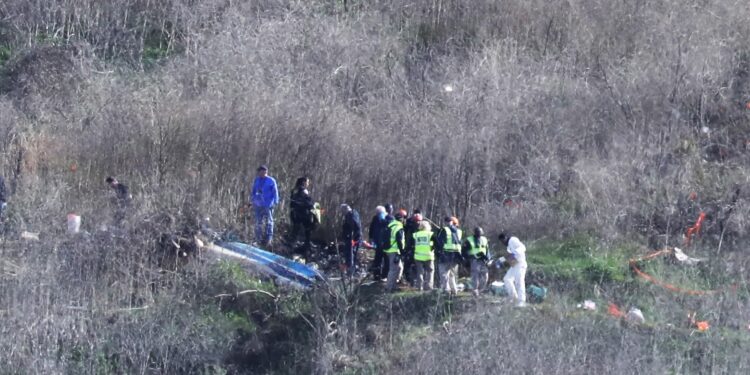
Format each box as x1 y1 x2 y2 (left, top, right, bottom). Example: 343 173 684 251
250 165 279 246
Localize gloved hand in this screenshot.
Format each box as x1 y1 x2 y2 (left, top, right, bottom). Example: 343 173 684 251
393 254 401 264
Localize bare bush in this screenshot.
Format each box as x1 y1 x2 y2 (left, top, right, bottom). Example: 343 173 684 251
1 0 750 373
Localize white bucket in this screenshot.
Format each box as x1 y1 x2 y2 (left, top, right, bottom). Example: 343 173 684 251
490 281 507 296
67 213 81 234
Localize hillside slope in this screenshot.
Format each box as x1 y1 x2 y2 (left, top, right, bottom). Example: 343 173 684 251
1 0 749 373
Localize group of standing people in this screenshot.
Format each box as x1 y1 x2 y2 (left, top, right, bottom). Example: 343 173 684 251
366 207 527 305
247 165 528 305
6 165 527 303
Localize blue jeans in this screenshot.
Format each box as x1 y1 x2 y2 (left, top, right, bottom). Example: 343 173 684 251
254 206 274 244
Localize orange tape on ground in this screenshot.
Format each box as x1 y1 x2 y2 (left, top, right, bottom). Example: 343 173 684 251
629 249 736 296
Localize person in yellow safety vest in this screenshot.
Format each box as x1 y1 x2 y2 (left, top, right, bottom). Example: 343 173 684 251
384 210 406 292
412 220 434 291
436 216 462 295
463 227 490 296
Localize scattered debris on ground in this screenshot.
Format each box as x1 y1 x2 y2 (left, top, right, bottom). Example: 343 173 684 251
626 307 645 324
579 300 596 311
20 231 39 241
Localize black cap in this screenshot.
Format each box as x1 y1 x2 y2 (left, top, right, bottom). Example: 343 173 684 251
257 165 268 171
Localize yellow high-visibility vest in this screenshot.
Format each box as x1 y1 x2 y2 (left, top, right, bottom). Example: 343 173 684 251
467 236 488 257
443 227 462 252
385 220 404 254
413 230 434 261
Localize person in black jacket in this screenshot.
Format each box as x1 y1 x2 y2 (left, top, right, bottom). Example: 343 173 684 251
289 177 316 258
340 204 362 276
105 176 132 225
368 205 388 279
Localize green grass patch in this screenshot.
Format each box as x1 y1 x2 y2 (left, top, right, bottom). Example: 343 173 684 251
0 45 11 66
528 234 634 285
212 259 278 294
223 310 257 334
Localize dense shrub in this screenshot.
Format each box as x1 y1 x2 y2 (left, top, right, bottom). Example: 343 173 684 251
1 0 750 373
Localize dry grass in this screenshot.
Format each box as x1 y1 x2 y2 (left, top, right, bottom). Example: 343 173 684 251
0 0 749 373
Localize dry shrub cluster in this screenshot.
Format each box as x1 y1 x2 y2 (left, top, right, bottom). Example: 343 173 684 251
394 300 750 374
0 0 747 241
0 0 750 373
0 231 237 373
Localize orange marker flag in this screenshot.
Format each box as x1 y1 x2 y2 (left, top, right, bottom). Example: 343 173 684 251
685 211 706 246
695 321 710 331
608 303 625 318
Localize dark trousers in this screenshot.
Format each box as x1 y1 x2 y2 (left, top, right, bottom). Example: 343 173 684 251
402 248 415 283
342 241 359 276
114 206 127 226
371 245 389 279
290 220 313 256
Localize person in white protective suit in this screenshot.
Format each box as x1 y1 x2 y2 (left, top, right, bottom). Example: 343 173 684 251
498 233 527 307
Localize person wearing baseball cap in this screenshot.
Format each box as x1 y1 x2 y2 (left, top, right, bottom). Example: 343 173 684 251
436 215 463 295
384 210 407 291
249 165 279 247
464 227 490 296
402 209 423 286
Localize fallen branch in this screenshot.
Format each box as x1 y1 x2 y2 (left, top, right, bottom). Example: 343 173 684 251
65 305 151 313
214 289 276 299
107 305 150 313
